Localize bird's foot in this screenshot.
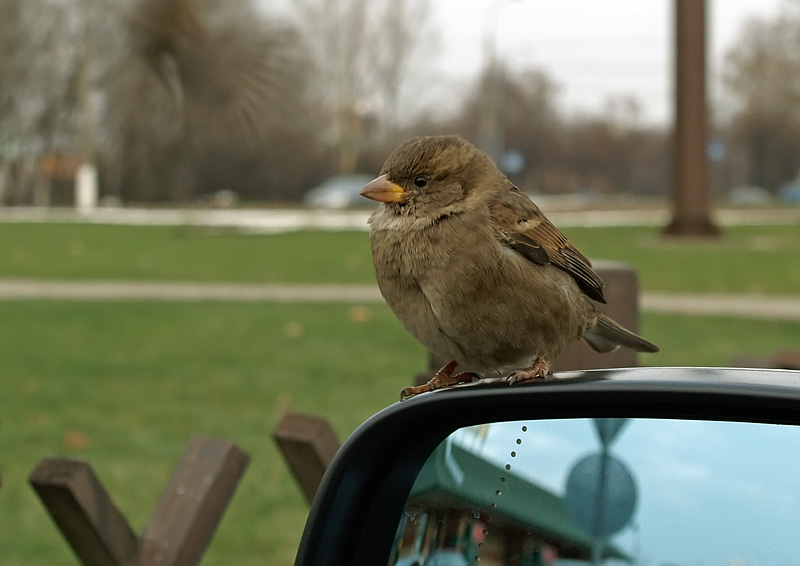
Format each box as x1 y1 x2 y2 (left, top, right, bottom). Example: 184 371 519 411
506 356 551 385
400 360 480 401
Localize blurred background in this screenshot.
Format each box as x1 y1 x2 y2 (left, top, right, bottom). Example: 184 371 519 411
1 0 800 565
2 0 800 205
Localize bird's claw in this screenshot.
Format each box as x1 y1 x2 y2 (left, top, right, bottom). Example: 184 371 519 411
506 357 551 385
400 361 481 401
400 383 431 401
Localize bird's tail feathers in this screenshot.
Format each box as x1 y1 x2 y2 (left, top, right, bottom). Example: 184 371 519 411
583 314 660 354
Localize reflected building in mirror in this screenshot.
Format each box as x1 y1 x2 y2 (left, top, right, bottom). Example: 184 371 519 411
389 436 628 566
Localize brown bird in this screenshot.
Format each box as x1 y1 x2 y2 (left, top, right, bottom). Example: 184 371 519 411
361 135 658 400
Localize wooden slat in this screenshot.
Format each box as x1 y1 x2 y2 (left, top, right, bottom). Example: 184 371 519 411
273 413 341 504
133 436 250 566
29 458 138 566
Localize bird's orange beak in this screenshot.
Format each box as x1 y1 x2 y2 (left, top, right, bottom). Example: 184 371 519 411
360 174 405 203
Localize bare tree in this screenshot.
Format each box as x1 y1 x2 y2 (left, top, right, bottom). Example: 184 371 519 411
414 65 668 197
101 0 312 201
723 0 800 191
128 0 306 143
0 0 83 204
0 0 319 204
294 0 436 174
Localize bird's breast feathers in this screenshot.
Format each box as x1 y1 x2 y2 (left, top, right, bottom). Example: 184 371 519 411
368 207 493 279
369 206 586 316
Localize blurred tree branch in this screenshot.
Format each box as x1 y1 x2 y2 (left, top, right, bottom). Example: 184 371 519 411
104 0 313 200
294 0 436 173
723 0 800 191
0 0 86 204
0 0 315 203
128 0 308 143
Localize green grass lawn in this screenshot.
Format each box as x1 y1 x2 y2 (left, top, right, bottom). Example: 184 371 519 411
0 222 799 564
0 224 377 284
570 223 800 295
1 222 799 293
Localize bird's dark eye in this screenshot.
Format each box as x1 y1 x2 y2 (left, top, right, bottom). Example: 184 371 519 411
413 176 429 188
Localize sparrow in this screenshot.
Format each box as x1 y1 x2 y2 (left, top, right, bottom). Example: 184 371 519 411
361 134 659 400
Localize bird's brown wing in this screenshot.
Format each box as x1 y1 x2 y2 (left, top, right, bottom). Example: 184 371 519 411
490 189 607 303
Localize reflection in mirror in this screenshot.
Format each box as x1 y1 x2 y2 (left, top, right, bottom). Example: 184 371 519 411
389 418 800 566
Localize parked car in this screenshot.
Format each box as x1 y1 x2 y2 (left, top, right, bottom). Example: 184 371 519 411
727 184 771 205
303 174 377 209
778 180 800 204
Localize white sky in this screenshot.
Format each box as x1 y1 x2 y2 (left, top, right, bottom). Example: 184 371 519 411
431 0 786 124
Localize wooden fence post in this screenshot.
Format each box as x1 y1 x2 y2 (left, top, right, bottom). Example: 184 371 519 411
29 435 249 566
134 437 250 566
554 260 642 372
29 458 137 566
273 413 340 504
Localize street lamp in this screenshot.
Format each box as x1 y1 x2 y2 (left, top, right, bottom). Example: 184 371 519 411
478 0 523 165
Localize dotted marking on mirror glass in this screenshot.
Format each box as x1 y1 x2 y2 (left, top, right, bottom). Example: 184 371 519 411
476 426 529 563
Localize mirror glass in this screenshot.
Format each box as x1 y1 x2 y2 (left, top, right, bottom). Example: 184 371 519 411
389 418 800 566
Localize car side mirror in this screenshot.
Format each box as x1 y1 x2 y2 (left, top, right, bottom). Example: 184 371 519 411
294 367 800 566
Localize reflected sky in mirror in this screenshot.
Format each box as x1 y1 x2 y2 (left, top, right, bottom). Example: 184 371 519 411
393 418 800 566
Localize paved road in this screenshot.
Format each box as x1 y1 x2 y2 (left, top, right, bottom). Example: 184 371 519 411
1 278 799 321
2 205 800 232
0 278 382 303
640 292 800 322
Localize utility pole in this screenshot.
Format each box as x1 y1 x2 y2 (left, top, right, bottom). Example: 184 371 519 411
664 0 720 237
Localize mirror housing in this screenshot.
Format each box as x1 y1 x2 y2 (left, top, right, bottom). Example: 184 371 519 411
294 367 800 566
